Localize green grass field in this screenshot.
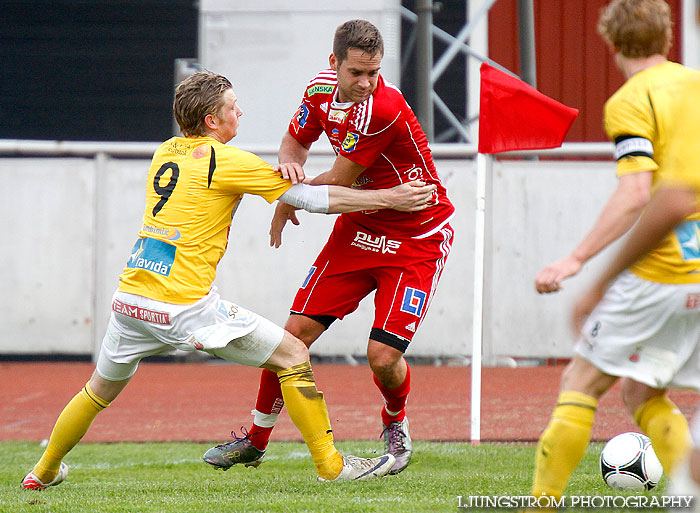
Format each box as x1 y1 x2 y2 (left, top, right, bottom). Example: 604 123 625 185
1 441 669 513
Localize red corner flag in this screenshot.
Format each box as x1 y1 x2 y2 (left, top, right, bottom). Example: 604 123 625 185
478 63 579 154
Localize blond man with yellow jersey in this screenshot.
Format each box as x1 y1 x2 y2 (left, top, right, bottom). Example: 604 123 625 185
21 71 439 490
530 0 700 503
574 73 700 511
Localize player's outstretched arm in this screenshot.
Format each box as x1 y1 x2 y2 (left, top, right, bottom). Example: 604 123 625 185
534 255 584 294
277 181 436 215
572 185 697 333
327 181 436 213
270 181 437 247
535 171 653 294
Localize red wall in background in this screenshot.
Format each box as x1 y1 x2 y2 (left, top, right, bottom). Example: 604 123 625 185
488 0 682 141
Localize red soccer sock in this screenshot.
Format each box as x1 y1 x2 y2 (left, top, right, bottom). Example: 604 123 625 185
248 368 284 451
373 363 411 426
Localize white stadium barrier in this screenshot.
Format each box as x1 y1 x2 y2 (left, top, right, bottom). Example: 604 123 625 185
0 140 618 362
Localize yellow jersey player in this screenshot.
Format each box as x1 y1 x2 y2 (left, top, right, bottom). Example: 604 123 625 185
574 73 700 510
530 0 700 504
20 71 439 490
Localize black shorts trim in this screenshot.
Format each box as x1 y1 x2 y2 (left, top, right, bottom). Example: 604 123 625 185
290 312 337 329
369 328 410 353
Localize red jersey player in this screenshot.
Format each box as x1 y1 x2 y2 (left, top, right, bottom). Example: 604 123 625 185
204 19 454 475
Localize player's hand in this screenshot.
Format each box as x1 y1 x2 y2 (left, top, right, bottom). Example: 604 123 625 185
572 281 606 335
274 162 305 185
534 255 583 293
386 181 438 211
270 202 300 248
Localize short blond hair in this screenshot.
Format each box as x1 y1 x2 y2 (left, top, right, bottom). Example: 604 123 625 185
174 71 232 137
598 0 672 57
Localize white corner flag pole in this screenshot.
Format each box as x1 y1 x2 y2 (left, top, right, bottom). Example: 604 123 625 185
471 152 490 445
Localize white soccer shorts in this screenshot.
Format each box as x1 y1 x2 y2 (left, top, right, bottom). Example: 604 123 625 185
575 270 700 391
96 288 284 381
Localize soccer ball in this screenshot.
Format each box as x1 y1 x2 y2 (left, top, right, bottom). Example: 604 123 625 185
600 432 663 490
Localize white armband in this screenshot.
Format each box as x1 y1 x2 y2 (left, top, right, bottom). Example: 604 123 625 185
278 183 330 213
614 136 653 160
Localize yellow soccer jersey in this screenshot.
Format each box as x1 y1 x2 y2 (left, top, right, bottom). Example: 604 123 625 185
604 61 700 284
118 137 293 304
661 76 700 193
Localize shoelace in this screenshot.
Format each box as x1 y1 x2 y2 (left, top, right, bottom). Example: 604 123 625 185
214 426 260 449
345 455 378 470
380 423 407 452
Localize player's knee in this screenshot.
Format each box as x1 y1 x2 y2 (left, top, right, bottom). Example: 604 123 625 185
367 344 403 378
283 333 311 366
284 314 327 346
560 360 582 390
264 332 311 371
621 378 662 415
559 356 614 399
87 371 127 404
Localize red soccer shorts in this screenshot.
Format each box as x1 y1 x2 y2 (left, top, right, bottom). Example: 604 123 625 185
291 216 454 352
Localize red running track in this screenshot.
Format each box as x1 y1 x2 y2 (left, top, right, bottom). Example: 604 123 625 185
1 362 697 443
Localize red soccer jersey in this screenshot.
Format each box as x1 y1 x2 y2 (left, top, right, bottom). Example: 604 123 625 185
288 69 454 238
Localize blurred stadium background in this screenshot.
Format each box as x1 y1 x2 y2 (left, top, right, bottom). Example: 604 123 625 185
1 0 699 370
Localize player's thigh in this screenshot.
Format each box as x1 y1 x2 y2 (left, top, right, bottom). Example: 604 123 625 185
206 315 287 368
290 217 381 319
96 311 173 382
560 354 618 398
620 378 666 413
291 256 377 319
102 290 217 381
666 295 700 391
576 272 700 390
371 229 452 348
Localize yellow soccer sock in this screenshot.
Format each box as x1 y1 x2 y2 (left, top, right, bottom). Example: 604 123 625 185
634 394 691 474
278 362 344 480
33 382 110 483
531 391 597 501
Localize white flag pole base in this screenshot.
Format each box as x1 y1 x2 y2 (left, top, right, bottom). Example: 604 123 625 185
471 152 491 444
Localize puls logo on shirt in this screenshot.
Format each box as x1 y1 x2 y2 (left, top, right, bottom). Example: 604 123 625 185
126 237 176 276
351 231 401 254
